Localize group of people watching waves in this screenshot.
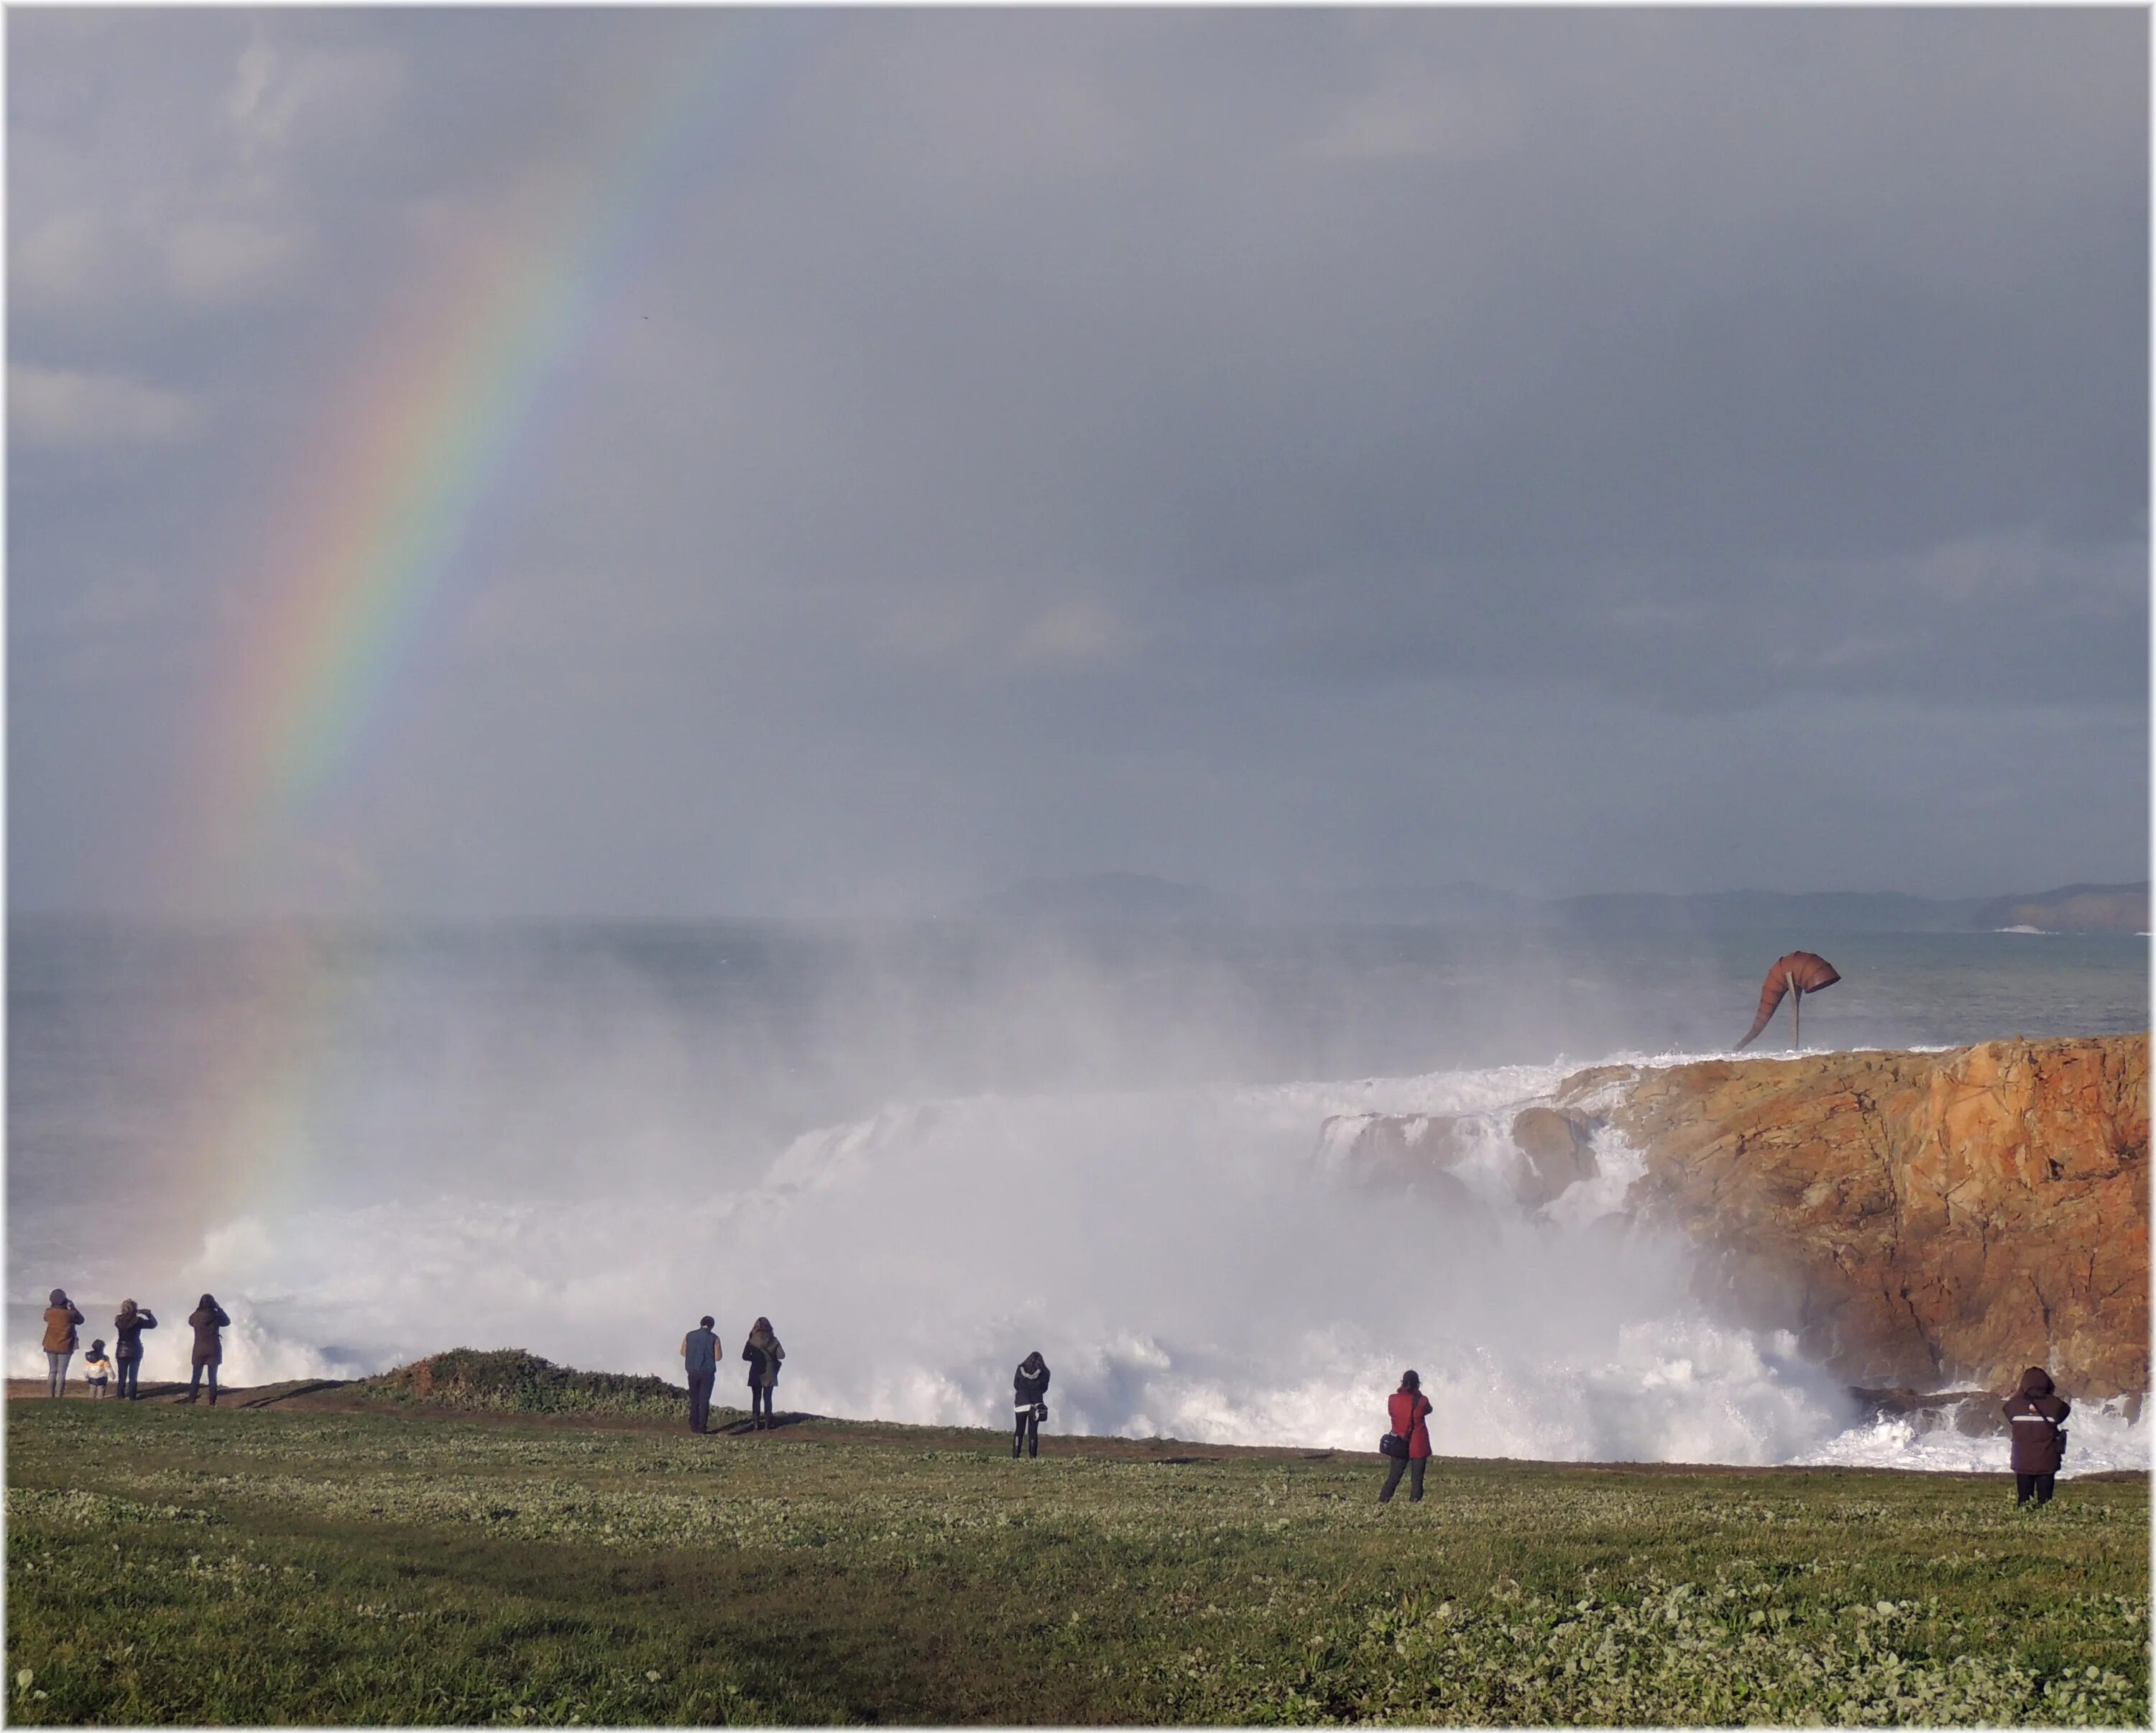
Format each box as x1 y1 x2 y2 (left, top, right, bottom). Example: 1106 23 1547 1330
40 1290 229 1403
678 1315 786 1433
34 1284 2081 1509
674 1325 1056 1461
658 1327 2077 1508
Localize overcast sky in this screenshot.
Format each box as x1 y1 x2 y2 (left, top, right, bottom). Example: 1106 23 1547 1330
10 8 2148 919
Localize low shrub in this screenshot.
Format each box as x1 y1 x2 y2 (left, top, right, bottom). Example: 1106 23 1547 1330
356 1348 684 1417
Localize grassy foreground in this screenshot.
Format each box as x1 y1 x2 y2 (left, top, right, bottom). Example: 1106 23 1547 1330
5 1391 2148 1726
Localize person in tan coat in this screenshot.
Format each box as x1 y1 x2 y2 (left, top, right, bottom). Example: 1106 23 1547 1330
42 1289 84 1398
183 1295 230 1405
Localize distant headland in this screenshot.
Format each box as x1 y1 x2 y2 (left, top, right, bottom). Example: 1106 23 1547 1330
964 874 2152 934
1966 883 2151 936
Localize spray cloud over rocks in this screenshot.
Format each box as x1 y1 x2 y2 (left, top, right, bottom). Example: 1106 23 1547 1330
33 1062 1855 1465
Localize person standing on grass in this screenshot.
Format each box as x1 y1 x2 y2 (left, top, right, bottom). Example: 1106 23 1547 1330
183 1295 230 1405
2003 1364 2071 1507
113 1300 157 1401
82 1339 113 1399
681 1315 719 1434
1013 1351 1051 1458
42 1289 84 1397
1378 1369 1432 1504
742 1318 783 1430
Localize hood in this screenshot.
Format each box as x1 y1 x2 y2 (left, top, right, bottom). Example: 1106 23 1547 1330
2017 1366 2055 1398
1019 1352 1046 1374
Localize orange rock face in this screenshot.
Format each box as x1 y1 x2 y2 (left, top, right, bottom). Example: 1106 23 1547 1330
1569 1036 2149 1395
1509 1106 1599 1205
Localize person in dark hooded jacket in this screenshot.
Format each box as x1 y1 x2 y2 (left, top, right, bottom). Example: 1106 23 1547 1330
2002 1365 2070 1506
1012 1352 1050 1458
742 1318 783 1430
183 1295 230 1405
113 1300 157 1401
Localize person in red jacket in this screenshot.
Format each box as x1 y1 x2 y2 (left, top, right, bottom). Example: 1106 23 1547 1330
1379 1369 1433 1504
2002 1365 2071 1507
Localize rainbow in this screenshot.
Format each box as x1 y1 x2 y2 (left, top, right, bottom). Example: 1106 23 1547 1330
175 15 814 1228
198 13 808 902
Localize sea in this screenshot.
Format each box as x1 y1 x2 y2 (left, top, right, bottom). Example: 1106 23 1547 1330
8 915 2149 1474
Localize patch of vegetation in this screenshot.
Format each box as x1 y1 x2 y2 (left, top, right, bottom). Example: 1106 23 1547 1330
5 1399 2147 1725
351 1348 691 1418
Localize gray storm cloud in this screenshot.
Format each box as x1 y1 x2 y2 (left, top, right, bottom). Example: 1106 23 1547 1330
9 8 2146 918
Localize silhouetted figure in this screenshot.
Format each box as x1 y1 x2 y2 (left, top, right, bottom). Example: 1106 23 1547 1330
681 1315 719 1434
183 1295 229 1405
2004 1365 2071 1506
742 1318 784 1430
1378 1369 1432 1504
42 1289 84 1398
83 1339 112 1399
1013 1351 1050 1458
113 1300 157 1400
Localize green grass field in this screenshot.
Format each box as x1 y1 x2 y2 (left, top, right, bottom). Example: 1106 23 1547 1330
6 1385 2147 1725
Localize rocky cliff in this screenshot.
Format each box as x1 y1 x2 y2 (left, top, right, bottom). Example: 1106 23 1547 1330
1325 1036 2149 1396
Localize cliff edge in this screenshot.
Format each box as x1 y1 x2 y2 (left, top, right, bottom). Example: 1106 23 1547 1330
1327 1036 2149 1396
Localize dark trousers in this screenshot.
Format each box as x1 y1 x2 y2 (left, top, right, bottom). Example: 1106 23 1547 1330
2017 1473 2056 1506
750 1384 773 1425
116 1357 142 1399
1379 1453 1426 1503
687 1369 714 1433
1013 1407 1039 1457
188 1361 219 1402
